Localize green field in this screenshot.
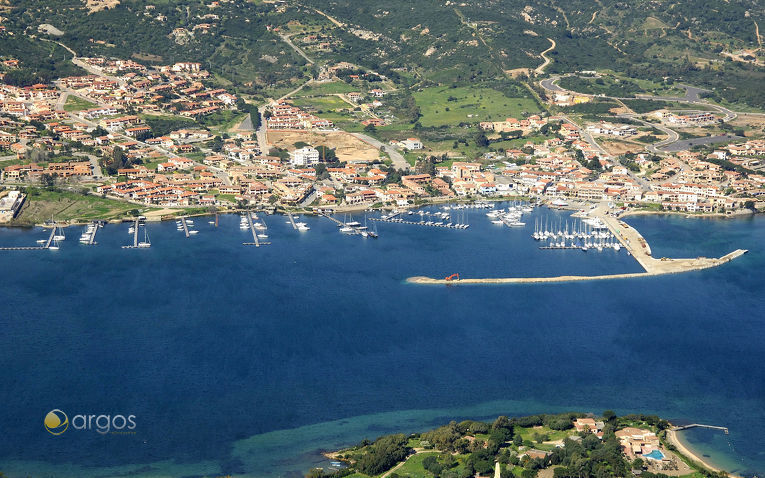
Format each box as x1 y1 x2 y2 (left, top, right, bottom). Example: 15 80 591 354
291 95 351 111
63 95 97 112
413 86 540 127
294 81 360 96
13 188 145 224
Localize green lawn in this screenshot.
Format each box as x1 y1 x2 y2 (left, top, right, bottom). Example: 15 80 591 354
63 95 97 112
291 95 352 111
14 188 144 224
413 86 540 127
514 425 574 447
393 452 440 478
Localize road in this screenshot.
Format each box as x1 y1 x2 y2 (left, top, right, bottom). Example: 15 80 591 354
615 114 679 154
557 114 607 155
72 152 103 178
534 38 556 75
540 77 565 92
349 132 410 171
56 91 69 111
255 105 270 155
278 34 314 65
660 134 743 153
298 187 318 208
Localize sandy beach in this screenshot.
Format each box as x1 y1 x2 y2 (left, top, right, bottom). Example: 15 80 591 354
666 429 741 477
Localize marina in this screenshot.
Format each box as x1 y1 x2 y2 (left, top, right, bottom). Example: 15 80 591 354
373 207 471 230
532 216 621 252
320 213 377 238
0 225 58 251
79 221 101 245
122 218 151 249
408 202 748 284
243 211 271 247
286 211 310 232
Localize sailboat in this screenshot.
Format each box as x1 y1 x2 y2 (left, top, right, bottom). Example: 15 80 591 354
53 226 65 242
138 227 151 248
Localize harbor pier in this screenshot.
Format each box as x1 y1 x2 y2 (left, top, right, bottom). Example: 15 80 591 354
407 203 748 285
243 211 270 247
0 226 57 251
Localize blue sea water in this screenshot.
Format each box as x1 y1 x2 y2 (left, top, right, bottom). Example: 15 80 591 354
0 206 763 477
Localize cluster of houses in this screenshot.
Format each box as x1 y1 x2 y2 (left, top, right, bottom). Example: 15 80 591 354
658 111 716 127
0 83 66 121
586 122 638 137
479 115 546 133
2 160 93 181
266 101 334 131
571 419 668 464
60 59 238 119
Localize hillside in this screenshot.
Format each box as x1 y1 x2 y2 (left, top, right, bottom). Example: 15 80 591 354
1 0 763 108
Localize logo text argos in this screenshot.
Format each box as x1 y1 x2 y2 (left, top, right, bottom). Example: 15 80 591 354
45 410 136 435
44 409 68 435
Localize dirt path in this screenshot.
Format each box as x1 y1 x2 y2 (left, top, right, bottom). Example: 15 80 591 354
534 38 556 74
755 21 763 49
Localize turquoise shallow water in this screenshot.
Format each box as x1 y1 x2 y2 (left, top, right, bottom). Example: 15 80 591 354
0 206 763 477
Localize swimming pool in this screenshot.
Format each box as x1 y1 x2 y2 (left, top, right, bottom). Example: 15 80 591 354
644 450 665 460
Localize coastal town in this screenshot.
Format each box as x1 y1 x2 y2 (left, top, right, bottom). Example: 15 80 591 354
1 54 764 223
0 1 763 478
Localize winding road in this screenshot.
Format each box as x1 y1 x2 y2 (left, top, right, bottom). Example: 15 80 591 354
535 38 556 75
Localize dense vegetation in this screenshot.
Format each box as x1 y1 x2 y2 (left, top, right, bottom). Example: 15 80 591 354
310 412 736 478
3 0 762 109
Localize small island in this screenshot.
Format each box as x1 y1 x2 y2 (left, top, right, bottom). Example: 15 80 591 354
311 412 734 478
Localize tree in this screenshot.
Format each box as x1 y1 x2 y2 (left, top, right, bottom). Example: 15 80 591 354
316 145 337 162
211 135 224 152
474 131 489 148
40 173 56 187
355 434 410 475
363 123 377 134
603 410 616 422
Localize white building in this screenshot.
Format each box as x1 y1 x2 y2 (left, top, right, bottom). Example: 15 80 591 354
290 146 320 166
401 138 423 150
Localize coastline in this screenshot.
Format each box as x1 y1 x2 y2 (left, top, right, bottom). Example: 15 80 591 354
666 429 741 478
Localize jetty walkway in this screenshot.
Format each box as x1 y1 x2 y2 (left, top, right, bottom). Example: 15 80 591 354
243 211 270 247
0 226 57 251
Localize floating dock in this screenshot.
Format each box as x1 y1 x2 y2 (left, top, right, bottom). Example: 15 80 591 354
121 218 143 249
671 424 729 435
181 217 190 238
0 225 57 251
79 222 100 246
370 217 469 229
286 211 298 230
243 211 270 247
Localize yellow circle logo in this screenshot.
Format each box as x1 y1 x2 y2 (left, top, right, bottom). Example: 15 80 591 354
44 409 68 435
